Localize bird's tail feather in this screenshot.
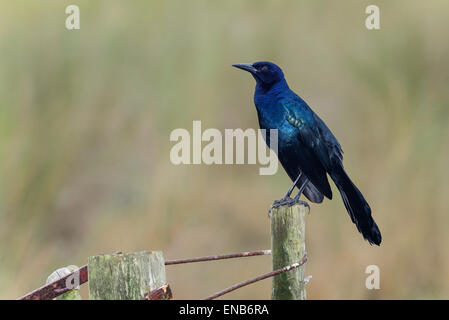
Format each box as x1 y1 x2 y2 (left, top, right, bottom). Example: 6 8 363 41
303 182 324 203
330 165 381 245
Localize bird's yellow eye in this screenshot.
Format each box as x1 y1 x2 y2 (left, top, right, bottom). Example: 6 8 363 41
261 66 268 72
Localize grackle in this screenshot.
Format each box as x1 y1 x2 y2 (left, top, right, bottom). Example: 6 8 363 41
233 61 381 245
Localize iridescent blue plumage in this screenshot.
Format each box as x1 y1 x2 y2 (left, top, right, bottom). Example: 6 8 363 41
233 61 381 245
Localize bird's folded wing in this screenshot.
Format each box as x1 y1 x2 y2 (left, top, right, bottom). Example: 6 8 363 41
281 98 344 166
312 113 344 163
281 100 327 159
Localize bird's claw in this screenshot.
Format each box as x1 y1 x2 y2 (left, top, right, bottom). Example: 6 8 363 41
296 200 311 214
267 197 310 217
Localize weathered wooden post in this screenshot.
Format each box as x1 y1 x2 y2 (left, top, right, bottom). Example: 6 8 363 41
270 204 307 300
88 251 166 300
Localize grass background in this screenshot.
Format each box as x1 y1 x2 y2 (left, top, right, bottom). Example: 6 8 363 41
1 0 448 299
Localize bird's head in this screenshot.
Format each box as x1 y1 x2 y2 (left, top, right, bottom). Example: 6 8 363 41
232 61 285 87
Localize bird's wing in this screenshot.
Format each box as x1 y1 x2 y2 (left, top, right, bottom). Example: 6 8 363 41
312 112 344 163
281 98 330 165
281 97 343 166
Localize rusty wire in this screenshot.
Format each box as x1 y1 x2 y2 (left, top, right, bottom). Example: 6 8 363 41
165 249 271 265
202 253 308 300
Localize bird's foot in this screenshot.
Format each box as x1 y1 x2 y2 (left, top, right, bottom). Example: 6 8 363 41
268 197 291 216
267 197 310 216
296 199 311 214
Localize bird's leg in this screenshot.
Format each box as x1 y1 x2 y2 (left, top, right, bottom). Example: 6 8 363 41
268 173 302 216
290 177 311 213
282 173 302 199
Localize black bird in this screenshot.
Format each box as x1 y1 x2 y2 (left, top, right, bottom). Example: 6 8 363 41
233 61 381 245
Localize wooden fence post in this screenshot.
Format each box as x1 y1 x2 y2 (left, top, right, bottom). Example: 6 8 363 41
270 204 307 300
88 251 166 300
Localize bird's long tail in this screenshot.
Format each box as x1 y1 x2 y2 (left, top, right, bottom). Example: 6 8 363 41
330 165 381 245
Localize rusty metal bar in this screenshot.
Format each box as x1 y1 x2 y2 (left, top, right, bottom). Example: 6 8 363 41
142 284 173 300
18 265 88 300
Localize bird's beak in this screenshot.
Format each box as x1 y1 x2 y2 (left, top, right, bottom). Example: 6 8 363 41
232 63 258 74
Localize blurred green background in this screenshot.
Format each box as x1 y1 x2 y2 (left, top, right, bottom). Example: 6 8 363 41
1 0 449 299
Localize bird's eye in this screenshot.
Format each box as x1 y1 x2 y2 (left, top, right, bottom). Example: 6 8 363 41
261 66 269 72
